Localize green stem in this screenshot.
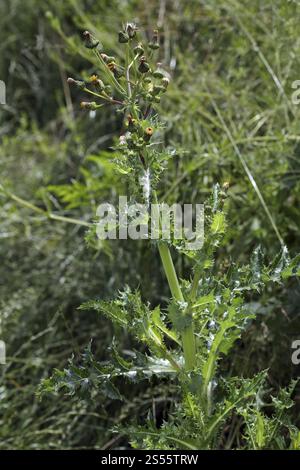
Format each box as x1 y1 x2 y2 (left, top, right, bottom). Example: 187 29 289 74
154 200 196 371
157 242 183 302
94 50 126 96
83 87 123 105
190 266 201 303
1 188 91 228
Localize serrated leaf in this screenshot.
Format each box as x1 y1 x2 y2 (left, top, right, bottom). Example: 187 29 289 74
281 254 300 279
211 211 226 234
151 306 180 345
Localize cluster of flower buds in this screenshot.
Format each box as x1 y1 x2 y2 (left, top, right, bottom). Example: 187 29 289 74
67 24 170 122
68 73 111 94
141 64 170 103
123 114 154 150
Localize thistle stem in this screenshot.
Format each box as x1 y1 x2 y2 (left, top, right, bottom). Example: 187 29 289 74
153 192 196 371
158 243 196 371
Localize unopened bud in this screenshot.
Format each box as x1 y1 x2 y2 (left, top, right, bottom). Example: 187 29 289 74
149 42 159 50
101 53 116 63
161 77 170 88
67 77 85 89
134 43 144 55
149 30 159 50
126 23 137 39
127 114 138 130
118 31 129 43
80 101 98 110
138 56 150 74
82 31 100 49
153 85 165 95
89 74 105 91
108 61 123 78
153 66 165 79
136 138 145 149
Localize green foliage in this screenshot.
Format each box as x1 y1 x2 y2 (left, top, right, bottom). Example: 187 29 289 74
36 16 300 451
1 0 300 451
39 341 177 402
40 146 300 450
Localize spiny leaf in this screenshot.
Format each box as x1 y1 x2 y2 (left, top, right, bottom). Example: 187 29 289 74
281 254 300 279
211 211 226 234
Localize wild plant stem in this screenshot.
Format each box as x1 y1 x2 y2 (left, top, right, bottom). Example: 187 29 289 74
190 266 201 303
157 242 196 371
152 188 196 372
152 191 196 370
94 49 126 95
157 242 183 301
2 188 91 228
83 87 123 105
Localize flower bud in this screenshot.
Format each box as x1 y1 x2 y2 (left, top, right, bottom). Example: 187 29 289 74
101 54 116 63
153 66 165 79
161 77 170 88
127 114 138 130
108 61 123 78
149 42 159 50
80 101 98 110
89 74 105 92
138 56 150 74
149 29 159 50
126 23 137 39
136 138 145 149
144 76 152 84
153 85 165 95
67 77 85 89
82 31 99 49
134 43 144 55
144 127 154 141
118 31 129 43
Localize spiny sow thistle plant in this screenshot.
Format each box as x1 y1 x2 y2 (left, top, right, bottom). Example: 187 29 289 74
40 24 300 450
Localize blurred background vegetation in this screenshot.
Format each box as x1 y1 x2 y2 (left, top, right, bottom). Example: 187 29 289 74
0 0 299 449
